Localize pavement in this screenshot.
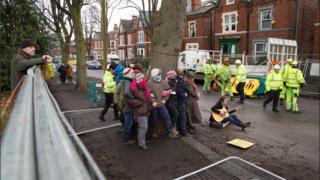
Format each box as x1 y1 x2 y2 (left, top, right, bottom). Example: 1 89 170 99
47 71 319 180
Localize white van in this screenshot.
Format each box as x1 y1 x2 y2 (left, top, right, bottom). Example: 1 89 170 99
107 54 120 64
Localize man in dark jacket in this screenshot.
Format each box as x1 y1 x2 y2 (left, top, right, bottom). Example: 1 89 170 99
176 69 188 136
10 39 51 90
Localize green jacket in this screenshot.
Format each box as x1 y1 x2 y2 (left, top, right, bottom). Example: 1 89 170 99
265 70 283 91
103 70 116 93
285 68 305 88
10 50 44 90
236 64 246 83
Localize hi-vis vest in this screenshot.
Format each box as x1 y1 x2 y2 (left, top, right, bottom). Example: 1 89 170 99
236 64 246 83
280 64 291 78
103 70 116 93
265 71 283 91
204 64 215 76
285 68 305 88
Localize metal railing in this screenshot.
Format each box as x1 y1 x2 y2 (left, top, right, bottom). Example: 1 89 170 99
1 66 106 180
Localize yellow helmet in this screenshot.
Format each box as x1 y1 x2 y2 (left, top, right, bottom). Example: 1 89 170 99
286 58 293 64
291 61 298 66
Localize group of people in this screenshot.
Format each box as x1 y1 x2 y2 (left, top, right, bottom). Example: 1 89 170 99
58 63 73 83
99 62 203 150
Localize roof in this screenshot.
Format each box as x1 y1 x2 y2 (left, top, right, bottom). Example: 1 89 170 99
187 1 216 16
120 19 133 32
138 11 151 27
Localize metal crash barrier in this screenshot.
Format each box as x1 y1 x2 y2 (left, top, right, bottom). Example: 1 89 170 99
1 66 105 180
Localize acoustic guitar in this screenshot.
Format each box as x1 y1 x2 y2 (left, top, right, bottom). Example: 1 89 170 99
211 105 241 123
211 107 229 123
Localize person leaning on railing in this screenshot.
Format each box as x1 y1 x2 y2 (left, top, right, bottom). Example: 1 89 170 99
10 39 52 90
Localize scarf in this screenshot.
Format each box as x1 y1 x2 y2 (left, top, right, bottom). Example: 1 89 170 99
131 79 151 101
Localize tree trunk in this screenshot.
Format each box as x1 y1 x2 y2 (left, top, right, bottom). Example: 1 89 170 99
101 0 108 71
70 6 86 90
151 0 186 74
61 41 69 65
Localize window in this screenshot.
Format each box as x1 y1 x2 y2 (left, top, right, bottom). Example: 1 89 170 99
222 12 237 33
120 36 125 46
137 48 145 57
226 0 234 5
127 34 132 45
186 43 199 51
110 41 115 49
188 21 196 37
260 8 272 30
138 31 144 43
118 50 125 60
127 48 133 59
254 41 267 57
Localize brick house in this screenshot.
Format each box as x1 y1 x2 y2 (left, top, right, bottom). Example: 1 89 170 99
91 32 102 60
313 5 319 56
213 0 317 58
108 24 119 55
183 0 215 51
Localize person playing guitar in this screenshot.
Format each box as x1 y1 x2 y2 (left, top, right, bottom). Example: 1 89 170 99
209 96 251 130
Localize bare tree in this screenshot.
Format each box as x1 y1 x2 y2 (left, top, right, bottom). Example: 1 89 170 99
35 0 73 65
83 15 95 60
125 0 186 74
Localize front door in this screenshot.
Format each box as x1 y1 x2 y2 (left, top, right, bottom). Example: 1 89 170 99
220 39 239 55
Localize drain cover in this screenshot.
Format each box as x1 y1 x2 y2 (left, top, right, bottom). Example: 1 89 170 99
175 156 285 180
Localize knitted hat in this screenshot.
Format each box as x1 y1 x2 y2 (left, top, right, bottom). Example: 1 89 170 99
166 70 177 79
20 39 35 49
135 73 145 81
151 68 161 77
123 68 133 79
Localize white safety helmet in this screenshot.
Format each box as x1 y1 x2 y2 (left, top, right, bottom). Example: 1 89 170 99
273 64 280 70
235 59 242 64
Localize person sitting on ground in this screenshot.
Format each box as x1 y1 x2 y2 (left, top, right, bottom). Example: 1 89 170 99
184 71 203 129
127 73 152 150
148 68 179 139
209 96 251 130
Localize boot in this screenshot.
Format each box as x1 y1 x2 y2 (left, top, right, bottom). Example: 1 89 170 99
240 122 251 130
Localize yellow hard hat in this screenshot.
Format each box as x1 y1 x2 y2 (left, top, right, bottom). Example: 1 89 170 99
286 59 293 63
291 61 298 66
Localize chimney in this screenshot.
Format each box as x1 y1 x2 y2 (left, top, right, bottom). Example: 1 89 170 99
191 0 201 10
113 24 118 32
132 15 138 29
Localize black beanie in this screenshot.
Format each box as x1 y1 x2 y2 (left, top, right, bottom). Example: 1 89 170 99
20 39 35 49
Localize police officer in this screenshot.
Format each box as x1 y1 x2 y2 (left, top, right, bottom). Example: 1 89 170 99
279 58 293 105
284 61 305 113
263 64 283 112
235 59 246 104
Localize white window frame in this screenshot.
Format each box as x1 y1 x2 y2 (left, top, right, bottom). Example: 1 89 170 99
127 34 132 45
118 50 125 60
137 48 145 57
138 31 144 43
260 8 272 30
222 11 238 33
254 41 268 58
127 48 133 59
188 21 197 38
226 0 234 5
186 43 199 51
120 36 125 46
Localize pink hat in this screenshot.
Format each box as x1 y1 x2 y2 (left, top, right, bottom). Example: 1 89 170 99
123 68 133 79
166 70 177 79
135 73 145 81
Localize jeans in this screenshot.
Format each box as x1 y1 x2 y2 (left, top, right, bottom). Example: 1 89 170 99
166 105 179 128
177 102 188 134
236 82 245 102
137 116 148 147
122 111 134 142
222 114 242 127
150 106 173 133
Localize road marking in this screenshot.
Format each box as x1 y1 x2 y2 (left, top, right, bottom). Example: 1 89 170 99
75 123 122 135
62 108 103 114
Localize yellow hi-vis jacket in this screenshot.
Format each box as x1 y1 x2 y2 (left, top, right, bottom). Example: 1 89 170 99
218 65 232 82
103 70 116 93
203 63 215 76
285 68 305 88
265 70 283 91
236 64 246 83
280 63 291 78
